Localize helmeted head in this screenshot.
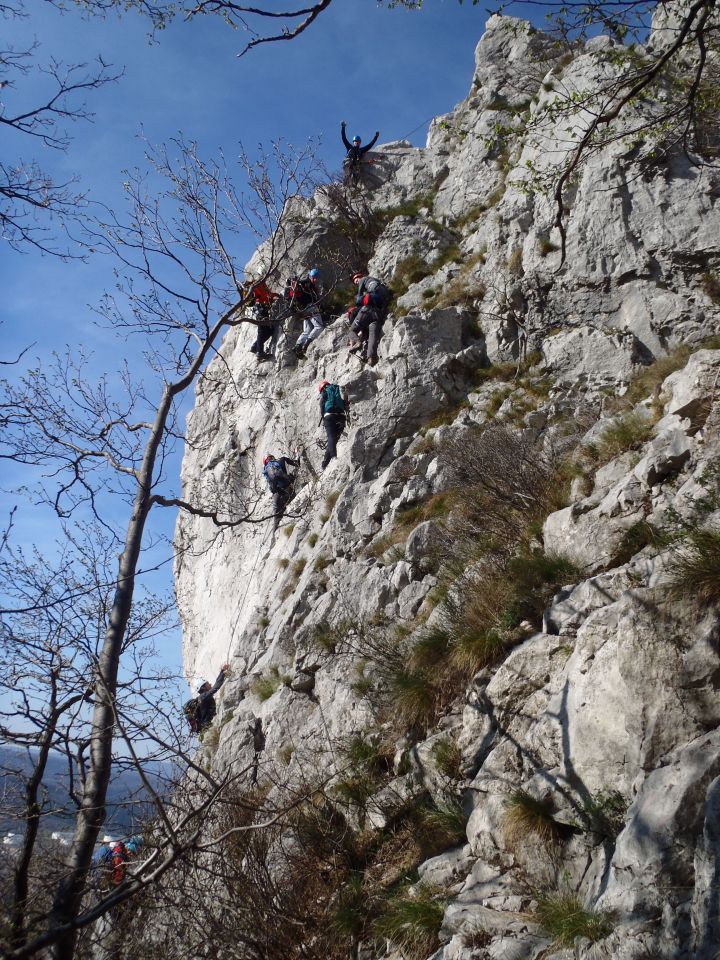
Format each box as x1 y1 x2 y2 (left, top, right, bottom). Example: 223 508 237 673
197 681 211 693
318 379 330 393
263 454 274 466
352 135 361 145
352 271 364 285
308 268 320 280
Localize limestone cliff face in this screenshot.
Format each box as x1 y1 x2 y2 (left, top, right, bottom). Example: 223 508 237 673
175 14 720 959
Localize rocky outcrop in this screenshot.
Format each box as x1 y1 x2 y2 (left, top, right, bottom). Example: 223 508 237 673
174 12 720 960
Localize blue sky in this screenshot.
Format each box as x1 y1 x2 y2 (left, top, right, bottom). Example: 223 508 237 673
1 0 545 682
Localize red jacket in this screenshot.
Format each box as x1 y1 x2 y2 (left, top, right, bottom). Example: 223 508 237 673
251 281 280 305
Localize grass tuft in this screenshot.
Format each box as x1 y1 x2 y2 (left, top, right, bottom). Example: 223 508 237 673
373 883 447 960
503 789 566 849
592 411 654 464
667 528 720 604
534 890 614 946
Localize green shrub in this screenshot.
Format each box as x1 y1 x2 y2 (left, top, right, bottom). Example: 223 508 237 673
292 557 307 577
538 236 559 257
702 271 720 303
410 629 451 670
277 558 290 569
373 883 447 960
614 519 670 564
582 790 627 840
418 800 467 849
251 666 290 701
282 523 295 537
392 254 433 297
667 528 720 604
310 621 339 653
325 490 341 511
341 734 394 782
534 891 614 946
502 789 566 849
308 532 319 547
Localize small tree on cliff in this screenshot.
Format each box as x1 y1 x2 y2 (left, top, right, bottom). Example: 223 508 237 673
0 135 322 960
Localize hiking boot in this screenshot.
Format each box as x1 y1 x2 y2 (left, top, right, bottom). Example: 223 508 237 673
294 345 306 360
367 357 378 366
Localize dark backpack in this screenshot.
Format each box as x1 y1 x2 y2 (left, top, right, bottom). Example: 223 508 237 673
183 698 199 733
323 384 345 416
364 278 393 310
285 276 313 310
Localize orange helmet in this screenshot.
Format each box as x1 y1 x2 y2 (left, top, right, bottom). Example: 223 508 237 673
318 380 330 393
352 272 364 282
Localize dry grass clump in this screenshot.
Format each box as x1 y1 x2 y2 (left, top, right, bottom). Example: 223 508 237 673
502 789 567 849
589 411 654 465
623 344 692 405
430 736 463 781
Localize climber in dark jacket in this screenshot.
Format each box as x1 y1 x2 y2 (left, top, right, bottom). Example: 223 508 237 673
341 122 379 184
348 272 392 365
195 665 230 732
262 454 299 528
317 381 348 470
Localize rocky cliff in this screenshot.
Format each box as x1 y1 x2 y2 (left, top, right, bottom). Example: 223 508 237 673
174 12 720 959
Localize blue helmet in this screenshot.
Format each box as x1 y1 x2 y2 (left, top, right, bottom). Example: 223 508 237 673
352 135 361 143
308 268 320 279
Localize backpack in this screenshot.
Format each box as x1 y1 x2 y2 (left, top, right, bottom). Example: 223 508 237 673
110 842 129 886
263 460 291 491
183 697 199 733
322 384 345 416
285 276 313 310
364 278 393 310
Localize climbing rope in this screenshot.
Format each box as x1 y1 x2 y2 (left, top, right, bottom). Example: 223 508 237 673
398 115 437 143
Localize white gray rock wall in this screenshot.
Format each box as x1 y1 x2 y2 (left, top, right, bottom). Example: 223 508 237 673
174 13 720 959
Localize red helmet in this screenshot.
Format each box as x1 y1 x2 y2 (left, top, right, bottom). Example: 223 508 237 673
263 454 274 466
318 380 330 393
352 272 364 282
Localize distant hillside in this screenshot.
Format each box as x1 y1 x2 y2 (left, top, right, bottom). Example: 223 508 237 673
0 745 167 837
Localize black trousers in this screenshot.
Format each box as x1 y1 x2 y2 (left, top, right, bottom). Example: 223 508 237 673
322 414 346 469
272 485 293 528
251 324 273 356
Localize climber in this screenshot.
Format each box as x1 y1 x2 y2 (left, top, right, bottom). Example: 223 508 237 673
244 278 281 362
287 269 324 359
249 717 266 787
318 380 349 470
347 271 393 366
263 453 300 528
184 664 230 736
341 122 379 185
